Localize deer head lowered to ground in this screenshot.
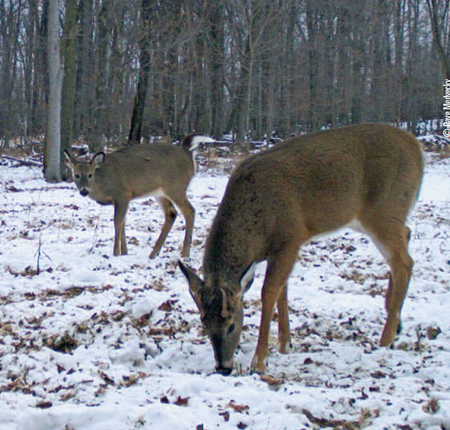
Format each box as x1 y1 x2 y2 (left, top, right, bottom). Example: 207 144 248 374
179 123 424 375
65 134 213 258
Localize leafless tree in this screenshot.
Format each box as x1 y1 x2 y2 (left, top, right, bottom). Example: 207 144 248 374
44 0 62 182
0 0 446 162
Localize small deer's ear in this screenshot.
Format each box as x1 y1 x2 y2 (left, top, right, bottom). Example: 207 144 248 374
92 152 106 169
178 261 205 310
239 262 256 294
64 150 73 168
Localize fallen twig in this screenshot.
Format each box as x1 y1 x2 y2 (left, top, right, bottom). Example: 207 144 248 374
1 155 42 167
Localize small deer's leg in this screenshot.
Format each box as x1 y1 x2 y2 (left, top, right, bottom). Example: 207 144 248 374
367 223 413 346
113 201 129 256
176 196 195 258
120 223 127 255
277 283 292 354
150 197 178 259
251 245 298 373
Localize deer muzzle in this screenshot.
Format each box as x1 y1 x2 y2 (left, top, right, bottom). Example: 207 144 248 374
211 335 234 376
215 365 233 376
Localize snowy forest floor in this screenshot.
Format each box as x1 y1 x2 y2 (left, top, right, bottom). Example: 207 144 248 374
0 147 449 430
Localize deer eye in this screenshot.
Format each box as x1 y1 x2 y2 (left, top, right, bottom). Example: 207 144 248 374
227 324 235 334
88 174 93 179
75 174 80 179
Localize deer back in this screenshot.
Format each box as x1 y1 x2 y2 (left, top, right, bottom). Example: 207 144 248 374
83 143 195 204
203 123 423 283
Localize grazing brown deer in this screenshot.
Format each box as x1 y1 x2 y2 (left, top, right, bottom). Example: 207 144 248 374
179 123 423 375
65 134 212 258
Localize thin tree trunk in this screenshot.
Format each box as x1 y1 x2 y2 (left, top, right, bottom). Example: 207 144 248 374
44 0 62 182
31 0 48 136
61 0 77 179
426 0 450 79
306 1 319 130
208 3 225 139
128 0 153 145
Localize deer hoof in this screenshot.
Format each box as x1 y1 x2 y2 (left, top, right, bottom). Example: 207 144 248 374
250 355 268 374
279 342 292 354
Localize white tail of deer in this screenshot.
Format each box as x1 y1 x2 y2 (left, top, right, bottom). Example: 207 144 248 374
65 134 213 258
179 123 423 375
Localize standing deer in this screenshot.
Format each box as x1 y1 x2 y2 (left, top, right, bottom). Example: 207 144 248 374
179 123 423 375
65 134 212 258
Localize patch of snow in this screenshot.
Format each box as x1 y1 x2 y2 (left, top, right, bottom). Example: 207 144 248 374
0 155 449 429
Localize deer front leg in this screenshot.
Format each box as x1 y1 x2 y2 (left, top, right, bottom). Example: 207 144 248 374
120 223 127 255
251 247 298 373
113 201 129 256
251 286 278 373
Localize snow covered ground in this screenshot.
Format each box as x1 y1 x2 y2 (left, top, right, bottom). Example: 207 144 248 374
0 150 449 430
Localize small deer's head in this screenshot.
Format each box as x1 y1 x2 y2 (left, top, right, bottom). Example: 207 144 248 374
64 150 105 197
179 261 255 376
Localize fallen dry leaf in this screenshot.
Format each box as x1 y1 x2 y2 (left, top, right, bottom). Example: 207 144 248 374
174 396 189 407
227 401 249 413
260 375 284 387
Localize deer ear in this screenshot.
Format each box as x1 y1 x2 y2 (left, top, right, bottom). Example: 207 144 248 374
178 261 204 310
92 152 105 169
239 262 256 294
64 150 74 168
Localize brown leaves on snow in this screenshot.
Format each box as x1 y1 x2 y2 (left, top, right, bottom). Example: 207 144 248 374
160 394 190 407
302 408 375 430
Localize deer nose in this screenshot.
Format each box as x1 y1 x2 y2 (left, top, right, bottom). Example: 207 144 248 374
80 189 89 197
215 365 233 376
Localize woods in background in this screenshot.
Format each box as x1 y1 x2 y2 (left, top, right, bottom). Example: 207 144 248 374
0 0 448 154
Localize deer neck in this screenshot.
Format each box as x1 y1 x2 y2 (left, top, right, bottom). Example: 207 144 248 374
203 219 260 291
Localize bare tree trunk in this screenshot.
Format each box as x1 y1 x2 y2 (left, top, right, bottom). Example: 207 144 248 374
75 0 94 142
61 0 77 179
405 0 421 133
31 0 49 137
44 0 62 182
349 4 368 125
426 0 450 79
128 0 153 145
305 0 319 130
394 0 406 123
234 35 253 147
207 3 226 139
24 1 37 138
0 0 22 141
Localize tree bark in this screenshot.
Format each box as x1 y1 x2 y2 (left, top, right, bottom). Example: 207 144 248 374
128 0 153 145
44 0 62 182
207 3 226 139
60 0 77 179
426 0 450 79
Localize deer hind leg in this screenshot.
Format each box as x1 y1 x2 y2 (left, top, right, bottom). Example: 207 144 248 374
384 226 412 337
366 222 413 347
173 195 195 258
113 201 129 256
149 197 177 259
251 244 299 373
277 283 292 354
